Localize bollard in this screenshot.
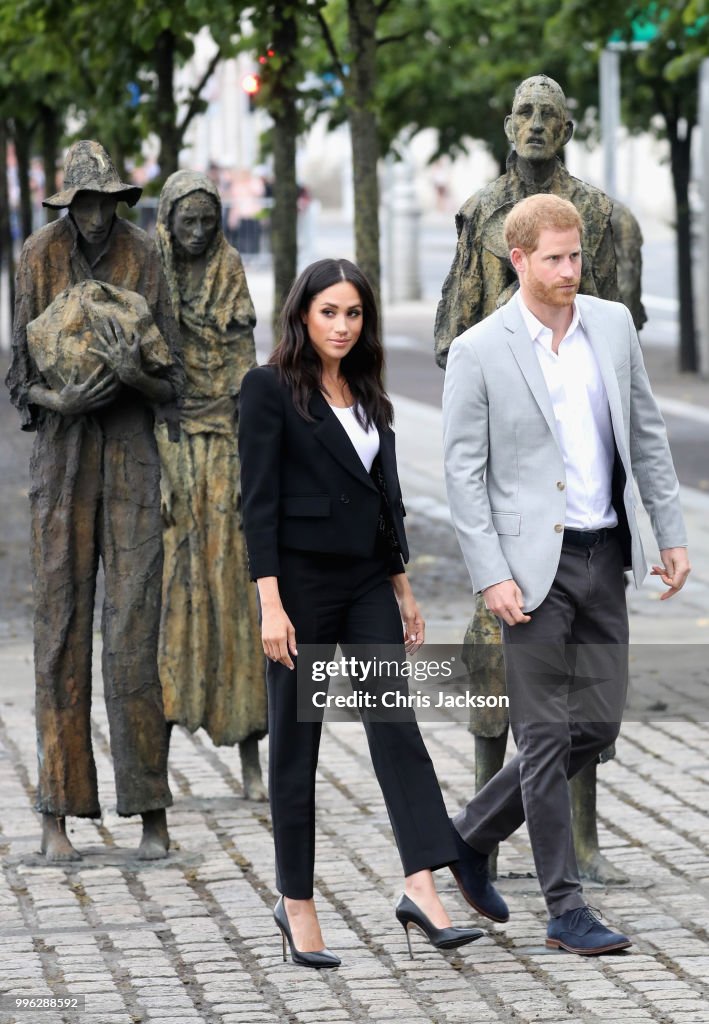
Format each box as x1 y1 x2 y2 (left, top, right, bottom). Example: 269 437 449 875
387 160 421 303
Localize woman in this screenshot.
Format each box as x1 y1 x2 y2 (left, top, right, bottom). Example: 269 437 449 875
238 258 482 967
154 170 267 797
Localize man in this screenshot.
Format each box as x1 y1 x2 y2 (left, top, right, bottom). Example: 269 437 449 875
436 73 646 885
442 194 689 954
6 140 182 861
434 74 622 370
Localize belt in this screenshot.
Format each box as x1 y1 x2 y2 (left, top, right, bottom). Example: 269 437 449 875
562 527 613 549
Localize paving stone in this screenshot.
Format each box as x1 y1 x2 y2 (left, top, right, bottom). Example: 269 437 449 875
3 574 709 1024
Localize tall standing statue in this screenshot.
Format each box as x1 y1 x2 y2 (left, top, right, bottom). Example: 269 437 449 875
6 140 182 861
435 76 645 884
154 170 267 798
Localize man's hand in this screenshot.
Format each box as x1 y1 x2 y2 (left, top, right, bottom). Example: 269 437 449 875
651 547 691 600
482 579 531 626
30 365 119 416
89 316 174 404
89 317 142 387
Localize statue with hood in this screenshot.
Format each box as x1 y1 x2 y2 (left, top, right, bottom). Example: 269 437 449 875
154 170 267 798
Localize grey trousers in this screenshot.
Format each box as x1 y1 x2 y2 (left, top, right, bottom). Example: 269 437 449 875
453 531 628 916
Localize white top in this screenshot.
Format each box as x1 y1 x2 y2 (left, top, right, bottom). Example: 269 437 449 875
330 404 380 472
517 293 617 531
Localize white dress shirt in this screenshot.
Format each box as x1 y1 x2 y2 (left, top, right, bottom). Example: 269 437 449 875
517 293 617 530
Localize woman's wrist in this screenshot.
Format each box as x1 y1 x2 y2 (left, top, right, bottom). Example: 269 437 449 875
390 573 412 599
257 576 283 610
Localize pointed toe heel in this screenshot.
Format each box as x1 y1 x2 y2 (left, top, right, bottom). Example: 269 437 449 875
273 897 341 969
395 893 484 959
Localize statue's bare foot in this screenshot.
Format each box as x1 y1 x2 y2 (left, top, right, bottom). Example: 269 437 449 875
239 736 267 802
41 814 82 862
578 849 629 885
138 809 170 860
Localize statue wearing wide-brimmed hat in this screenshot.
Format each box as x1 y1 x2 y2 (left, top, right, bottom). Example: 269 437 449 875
6 139 183 863
43 139 143 209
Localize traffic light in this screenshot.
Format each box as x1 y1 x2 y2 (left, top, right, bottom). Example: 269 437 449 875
241 72 261 112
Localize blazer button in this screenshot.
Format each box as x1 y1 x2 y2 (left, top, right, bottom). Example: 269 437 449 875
557 481 565 490
340 494 350 504
554 524 564 533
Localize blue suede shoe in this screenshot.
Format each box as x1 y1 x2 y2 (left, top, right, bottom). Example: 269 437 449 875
448 819 510 923
546 906 632 955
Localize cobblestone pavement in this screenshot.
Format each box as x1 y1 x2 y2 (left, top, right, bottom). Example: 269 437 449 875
1 343 709 1023
2 636 709 1024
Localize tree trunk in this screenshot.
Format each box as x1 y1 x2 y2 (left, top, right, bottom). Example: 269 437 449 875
668 125 697 373
0 119 15 316
269 9 299 336
347 0 381 311
12 120 34 241
154 30 180 181
40 104 60 223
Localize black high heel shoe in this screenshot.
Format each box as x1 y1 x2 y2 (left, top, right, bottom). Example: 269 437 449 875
273 896 341 969
395 893 484 959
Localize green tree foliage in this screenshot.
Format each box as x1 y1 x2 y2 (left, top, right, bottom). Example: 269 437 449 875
0 0 248 192
244 1 322 324
0 0 82 236
548 0 709 371
310 0 604 301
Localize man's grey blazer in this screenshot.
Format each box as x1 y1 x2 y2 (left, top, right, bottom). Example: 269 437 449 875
442 294 687 612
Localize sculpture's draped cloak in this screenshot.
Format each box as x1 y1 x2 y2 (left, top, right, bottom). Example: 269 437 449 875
155 170 266 746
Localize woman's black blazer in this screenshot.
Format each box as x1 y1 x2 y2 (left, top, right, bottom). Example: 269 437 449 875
238 364 408 580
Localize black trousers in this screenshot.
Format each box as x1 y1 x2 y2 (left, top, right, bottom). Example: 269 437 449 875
268 547 457 899
454 531 628 916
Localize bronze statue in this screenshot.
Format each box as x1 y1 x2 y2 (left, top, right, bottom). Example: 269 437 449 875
610 199 647 332
436 77 645 884
435 75 627 369
155 170 267 798
6 140 182 862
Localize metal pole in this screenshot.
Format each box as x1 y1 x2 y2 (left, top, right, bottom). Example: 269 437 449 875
0 262 10 352
600 48 620 198
387 159 421 303
698 58 709 376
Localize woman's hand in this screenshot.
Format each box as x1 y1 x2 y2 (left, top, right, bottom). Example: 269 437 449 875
391 574 425 654
257 577 298 669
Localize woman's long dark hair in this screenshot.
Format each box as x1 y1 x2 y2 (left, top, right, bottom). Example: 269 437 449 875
268 258 393 429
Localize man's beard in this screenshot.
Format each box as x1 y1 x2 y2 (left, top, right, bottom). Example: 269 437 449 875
526 269 579 307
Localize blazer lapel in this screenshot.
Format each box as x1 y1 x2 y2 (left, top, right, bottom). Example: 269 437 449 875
310 390 379 491
377 427 398 497
576 297 628 461
502 300 561 449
